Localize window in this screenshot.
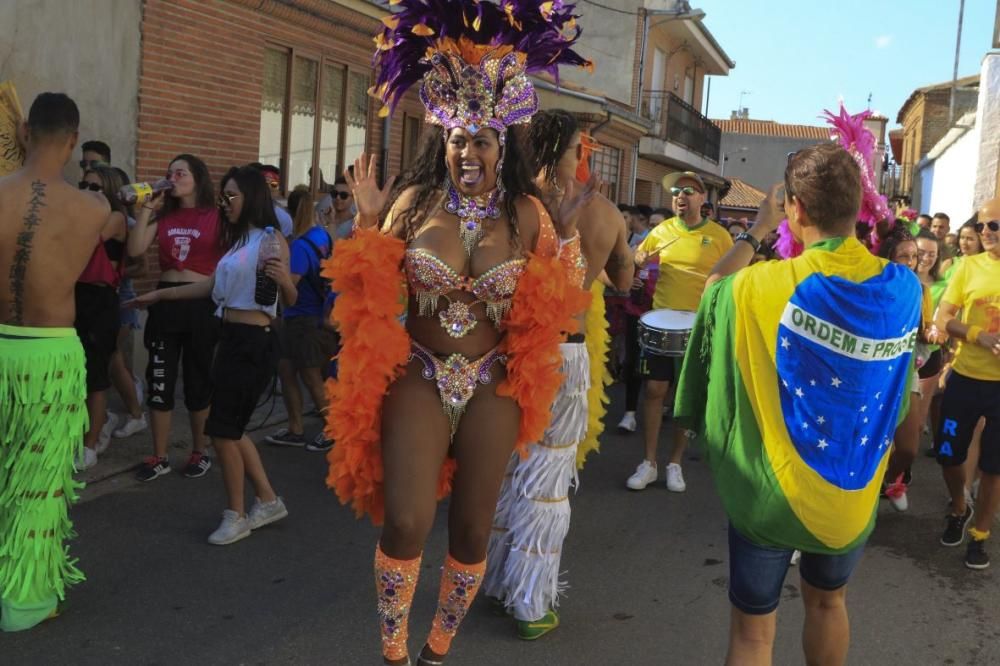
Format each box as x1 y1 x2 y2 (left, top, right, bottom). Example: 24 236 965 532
289 56 318 189
400 113 423 170
258 49 288 170
258 46 369 194
590 145 621 202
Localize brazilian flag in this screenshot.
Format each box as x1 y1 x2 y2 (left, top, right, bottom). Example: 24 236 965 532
675 238 922 554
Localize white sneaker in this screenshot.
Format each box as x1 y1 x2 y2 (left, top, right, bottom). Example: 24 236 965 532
790 550 802 566
113 414 148 439
665 463 686 492
208 510 251 545
887 490 909 512
96 411 119 454
884 476 909 512
617 412 637 433
248 496 288 530
626 460 657 490
74 446 98 472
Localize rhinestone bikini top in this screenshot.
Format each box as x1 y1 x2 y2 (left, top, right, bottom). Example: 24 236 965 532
404 248 526 333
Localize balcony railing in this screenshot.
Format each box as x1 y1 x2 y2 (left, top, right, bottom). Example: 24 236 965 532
641 90 721 163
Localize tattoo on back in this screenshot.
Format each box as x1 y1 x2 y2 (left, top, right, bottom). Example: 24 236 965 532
7 180 47 324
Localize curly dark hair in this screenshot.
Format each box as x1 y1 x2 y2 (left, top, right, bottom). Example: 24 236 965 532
386 126 538 246
528 109 578 184
878 223 915 262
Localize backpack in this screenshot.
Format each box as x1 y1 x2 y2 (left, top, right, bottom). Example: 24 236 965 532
299 227 333 301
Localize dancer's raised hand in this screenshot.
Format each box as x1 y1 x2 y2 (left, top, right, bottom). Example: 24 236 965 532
344 154 396 228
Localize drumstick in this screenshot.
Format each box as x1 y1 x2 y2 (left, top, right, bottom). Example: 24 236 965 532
646 237 680 256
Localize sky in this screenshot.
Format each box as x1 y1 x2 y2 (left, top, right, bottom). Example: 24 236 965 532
696 0 998 127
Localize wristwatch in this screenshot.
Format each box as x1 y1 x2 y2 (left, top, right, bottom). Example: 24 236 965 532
734 231 761 253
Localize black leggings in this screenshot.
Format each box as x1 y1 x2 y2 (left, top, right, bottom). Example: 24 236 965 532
144 282 219 411
624 314 642 411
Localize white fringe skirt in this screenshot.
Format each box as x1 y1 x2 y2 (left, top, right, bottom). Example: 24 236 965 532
484 342 590 622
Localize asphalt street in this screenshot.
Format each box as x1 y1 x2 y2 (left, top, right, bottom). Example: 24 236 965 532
3 387 999 665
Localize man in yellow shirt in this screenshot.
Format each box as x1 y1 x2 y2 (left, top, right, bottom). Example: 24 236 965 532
935 196 1000 570
626 172 733 492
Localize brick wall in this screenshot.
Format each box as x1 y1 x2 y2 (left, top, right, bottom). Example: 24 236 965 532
919 88 979 158
134 0 401 290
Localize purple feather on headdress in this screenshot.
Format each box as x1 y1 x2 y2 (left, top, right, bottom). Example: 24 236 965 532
372 0 590 116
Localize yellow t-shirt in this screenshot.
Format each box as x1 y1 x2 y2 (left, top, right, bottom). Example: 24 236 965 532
941 252 1000 381
639 216 733 311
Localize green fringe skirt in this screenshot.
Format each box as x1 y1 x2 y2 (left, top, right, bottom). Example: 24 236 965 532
0 323 87 632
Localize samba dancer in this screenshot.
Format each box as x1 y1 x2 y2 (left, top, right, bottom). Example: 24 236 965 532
625 172 733 492
322 3 591 664
484 110 633 639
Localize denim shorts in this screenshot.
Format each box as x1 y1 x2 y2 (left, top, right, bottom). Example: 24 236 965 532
727 524 866 615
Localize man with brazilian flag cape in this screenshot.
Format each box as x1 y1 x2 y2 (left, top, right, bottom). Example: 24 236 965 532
675 142 921 663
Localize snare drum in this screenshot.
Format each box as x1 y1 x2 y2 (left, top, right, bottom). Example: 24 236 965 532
638 309 696 357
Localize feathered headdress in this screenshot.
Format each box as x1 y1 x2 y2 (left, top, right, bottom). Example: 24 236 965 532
372 0 592 142
775 104 891 258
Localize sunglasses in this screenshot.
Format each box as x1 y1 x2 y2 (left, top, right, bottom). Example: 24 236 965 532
79 159 105 169
333 191 351 200
974 221 1000 233
78 181 102 192
217 191 241 207
670 186 700 196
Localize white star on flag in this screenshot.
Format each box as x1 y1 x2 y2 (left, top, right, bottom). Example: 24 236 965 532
879 404 884 411
818 439 829 450
795 387 804 398
860 405 867 412
810 379 817 387
860 436 868 445
802 422 809 429
888 365 893 372
831 377 842 388
817 416 826 424
875 392 881 399
782 379 788 388
781 337 790 350
863 417 869 423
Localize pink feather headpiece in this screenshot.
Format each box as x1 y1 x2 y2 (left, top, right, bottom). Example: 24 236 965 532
774 104 890 258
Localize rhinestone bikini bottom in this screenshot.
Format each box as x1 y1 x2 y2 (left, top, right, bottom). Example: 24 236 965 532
409 340 507 439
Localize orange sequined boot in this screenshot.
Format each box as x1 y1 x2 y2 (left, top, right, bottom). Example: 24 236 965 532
375 545 422 663
424 554 487 658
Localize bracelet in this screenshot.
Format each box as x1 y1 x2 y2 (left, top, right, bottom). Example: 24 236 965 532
966 325 983 344
734 232 761 253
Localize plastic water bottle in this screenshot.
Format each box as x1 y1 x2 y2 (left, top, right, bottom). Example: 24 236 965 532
118 179 173 206
255 226 281 306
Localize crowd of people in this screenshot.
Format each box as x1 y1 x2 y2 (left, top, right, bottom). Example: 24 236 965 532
1 3 998 666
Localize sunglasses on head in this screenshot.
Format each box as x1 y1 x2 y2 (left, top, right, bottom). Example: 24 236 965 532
670 186 699 196
79 159 105 170
78 181 102 192
333 191 351 200
975 221 999 233
217 191 241 207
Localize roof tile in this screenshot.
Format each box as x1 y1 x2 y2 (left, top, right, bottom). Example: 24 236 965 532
712 118 831 140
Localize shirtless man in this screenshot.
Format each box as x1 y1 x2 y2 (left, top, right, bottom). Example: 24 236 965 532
0 92 109 631
484 109 633 639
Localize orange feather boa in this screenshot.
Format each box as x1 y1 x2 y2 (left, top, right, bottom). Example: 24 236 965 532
322 225 588 525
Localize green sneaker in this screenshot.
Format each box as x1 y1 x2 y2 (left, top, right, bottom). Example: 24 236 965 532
517 610 559 640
